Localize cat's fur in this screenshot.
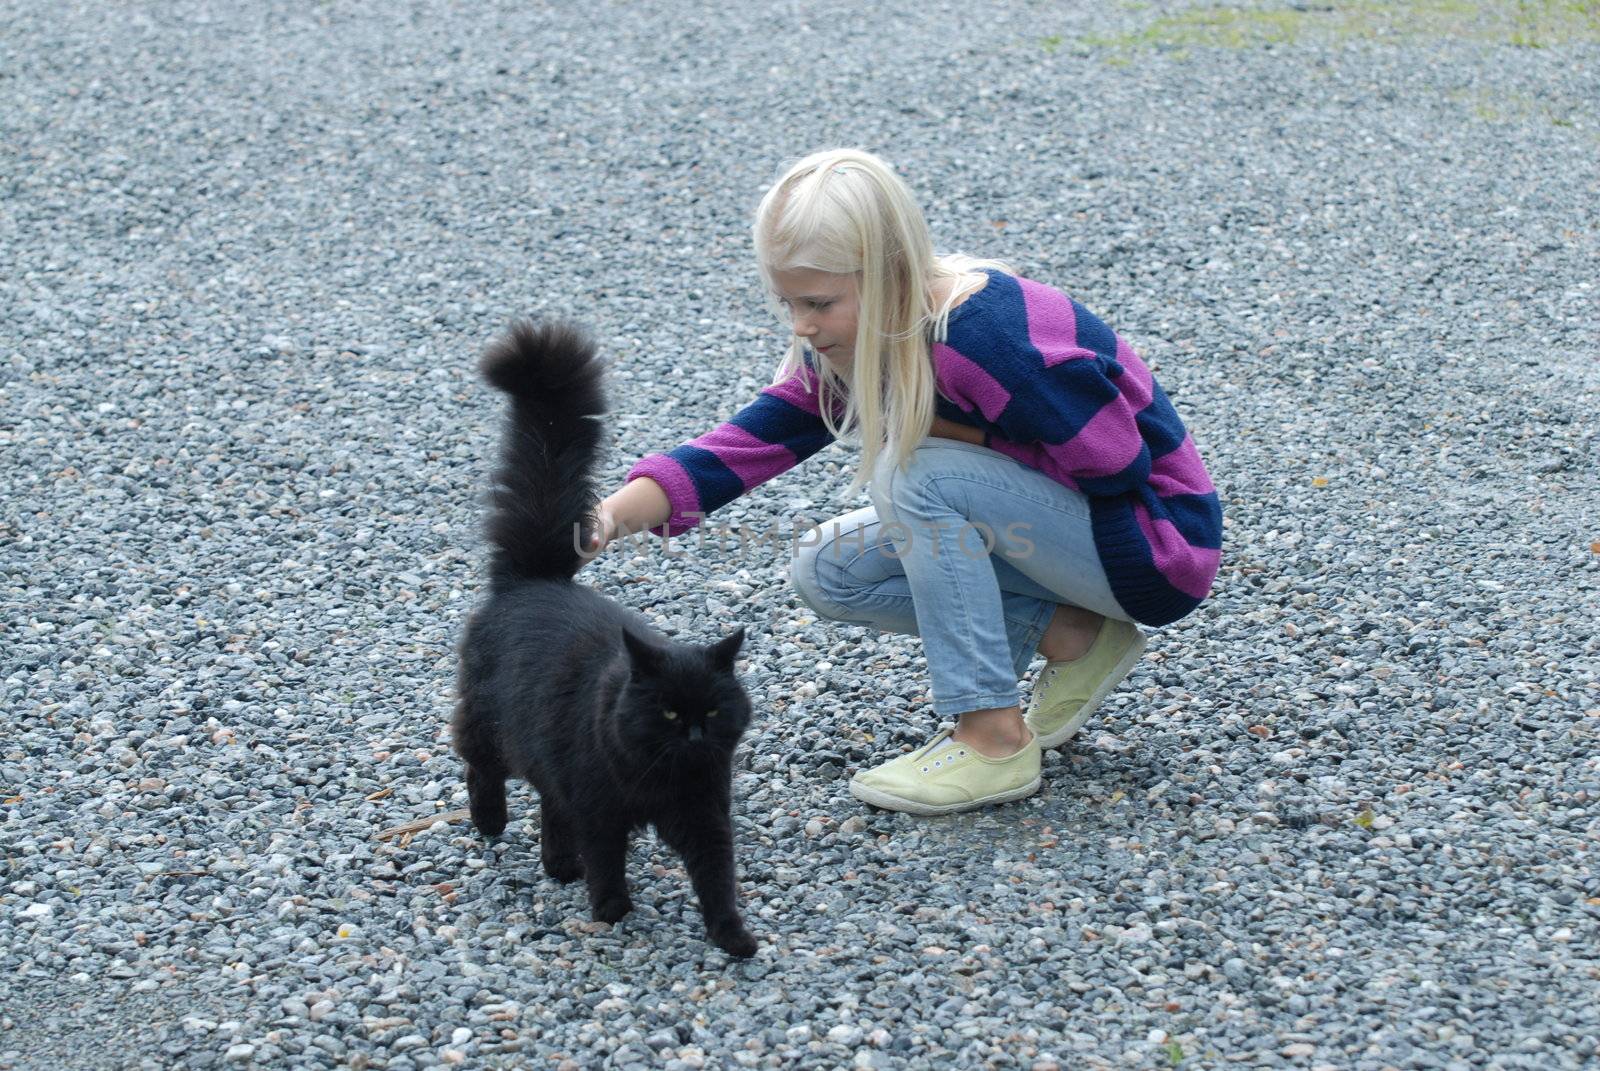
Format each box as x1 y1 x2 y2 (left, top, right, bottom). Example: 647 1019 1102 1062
452 320 759 957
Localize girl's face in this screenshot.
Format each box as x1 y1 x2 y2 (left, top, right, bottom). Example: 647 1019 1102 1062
769 267 859 366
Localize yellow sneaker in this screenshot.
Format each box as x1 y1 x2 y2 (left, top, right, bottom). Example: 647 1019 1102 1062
1025 617 1146 749
848 727 1041 816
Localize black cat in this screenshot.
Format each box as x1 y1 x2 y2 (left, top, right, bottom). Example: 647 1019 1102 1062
452 320 759 957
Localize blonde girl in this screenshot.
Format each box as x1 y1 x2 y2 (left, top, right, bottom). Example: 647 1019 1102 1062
587 149 1221 815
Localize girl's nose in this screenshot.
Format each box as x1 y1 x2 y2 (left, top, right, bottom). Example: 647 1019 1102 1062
792 315 817 338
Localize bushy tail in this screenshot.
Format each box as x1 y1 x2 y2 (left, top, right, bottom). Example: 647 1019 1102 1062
479 320 606 585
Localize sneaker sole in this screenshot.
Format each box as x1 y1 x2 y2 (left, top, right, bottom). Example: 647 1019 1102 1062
1029 630 1147 750
848 775 1042 817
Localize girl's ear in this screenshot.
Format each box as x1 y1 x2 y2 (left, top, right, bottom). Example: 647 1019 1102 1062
708 627 745 670
622 629 665 677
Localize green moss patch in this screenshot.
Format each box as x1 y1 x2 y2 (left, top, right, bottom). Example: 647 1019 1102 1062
1081 0 1600 53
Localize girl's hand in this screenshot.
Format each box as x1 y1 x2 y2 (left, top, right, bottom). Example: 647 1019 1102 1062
579 478 671 571
578 503 618 568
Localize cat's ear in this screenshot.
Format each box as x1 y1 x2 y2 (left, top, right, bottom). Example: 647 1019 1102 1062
708 627 745 671
622 628 666 678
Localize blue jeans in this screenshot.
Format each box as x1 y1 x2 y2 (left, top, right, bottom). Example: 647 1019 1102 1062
790 439 1131 718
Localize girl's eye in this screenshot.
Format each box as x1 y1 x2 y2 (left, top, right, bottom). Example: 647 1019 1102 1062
706 709 719 719
663 709 679 721
812 301 832 311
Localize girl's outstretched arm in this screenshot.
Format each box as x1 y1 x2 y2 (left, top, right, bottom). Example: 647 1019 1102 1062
584 477 671 559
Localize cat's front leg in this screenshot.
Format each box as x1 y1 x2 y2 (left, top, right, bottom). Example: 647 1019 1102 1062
539 797 584 883
464 765 508 838
579 822 632 923
657 813 758 958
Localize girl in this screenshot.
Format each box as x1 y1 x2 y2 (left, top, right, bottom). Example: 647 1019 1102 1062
586 148 1221 816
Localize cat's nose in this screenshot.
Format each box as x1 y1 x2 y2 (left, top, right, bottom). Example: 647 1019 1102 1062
688 724 704 742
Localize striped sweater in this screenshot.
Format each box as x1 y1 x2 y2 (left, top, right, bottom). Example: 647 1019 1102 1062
627 270 1222 626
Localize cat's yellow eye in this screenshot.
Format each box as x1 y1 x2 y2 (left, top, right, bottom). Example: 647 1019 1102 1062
663 709 679 721
706 709 719 718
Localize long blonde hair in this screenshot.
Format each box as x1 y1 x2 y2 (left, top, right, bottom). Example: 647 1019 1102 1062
753 148 1012 492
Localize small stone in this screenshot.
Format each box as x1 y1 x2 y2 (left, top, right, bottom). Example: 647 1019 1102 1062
826 1025 862 1045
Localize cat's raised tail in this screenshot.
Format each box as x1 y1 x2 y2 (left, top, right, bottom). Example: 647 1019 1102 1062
480 320 607 586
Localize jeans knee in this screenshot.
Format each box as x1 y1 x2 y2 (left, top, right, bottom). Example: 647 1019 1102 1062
790 543 852 622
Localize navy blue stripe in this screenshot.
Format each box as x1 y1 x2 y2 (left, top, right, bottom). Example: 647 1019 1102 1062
947 272 1042 377
730 392 833 460
1154 491 1223 550
1075 447 1152 497
668 444 745 516
1135 383 1188 459
1070 300 1118 358
994 358 1120 446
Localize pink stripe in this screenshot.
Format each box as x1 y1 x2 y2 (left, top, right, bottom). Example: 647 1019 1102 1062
692 423 798 489
763 365 825 416
626 455 702 536
934 343 1011 422
1112 339 1154 410
1019 277 1095 367
1134 505 1220 600
1039 401 1143 477
1149 436 1215 497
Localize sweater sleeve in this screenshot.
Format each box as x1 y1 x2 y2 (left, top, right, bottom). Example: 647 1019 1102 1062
626 359 836 536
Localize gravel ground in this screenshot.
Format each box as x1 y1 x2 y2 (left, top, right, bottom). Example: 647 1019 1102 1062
3 1 1598 1068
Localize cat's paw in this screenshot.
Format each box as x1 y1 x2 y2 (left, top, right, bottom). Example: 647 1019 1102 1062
542 854 583 883
592 893 633 924
469 803 508 838
709 921 759 958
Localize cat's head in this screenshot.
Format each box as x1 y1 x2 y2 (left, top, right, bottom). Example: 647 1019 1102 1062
618 627 752 753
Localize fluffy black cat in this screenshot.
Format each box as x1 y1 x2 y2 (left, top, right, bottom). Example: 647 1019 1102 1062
452 320 759 957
